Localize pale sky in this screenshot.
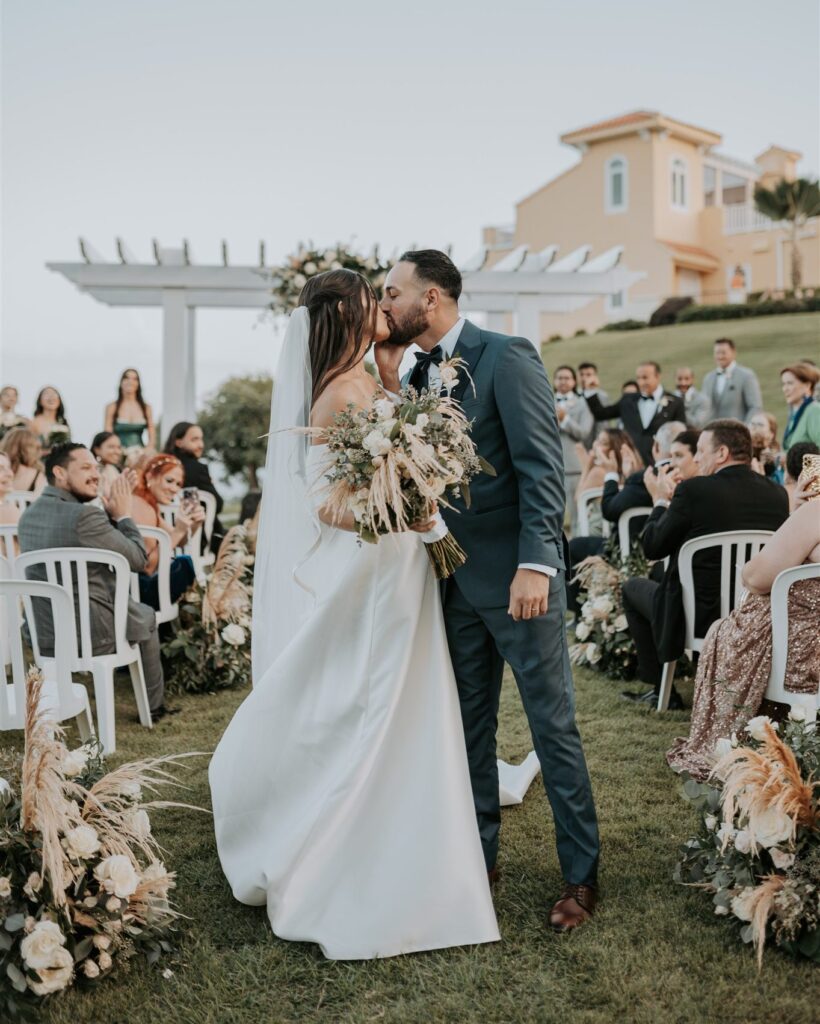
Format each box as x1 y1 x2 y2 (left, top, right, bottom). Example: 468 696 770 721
2 0 818 453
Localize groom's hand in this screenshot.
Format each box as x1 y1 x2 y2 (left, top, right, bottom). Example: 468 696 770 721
508 568 549 621
373 340 406 394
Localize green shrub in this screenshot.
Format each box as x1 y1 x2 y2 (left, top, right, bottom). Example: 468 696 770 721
547 333 563 343
650 296 693 327
574 328 587 336
677 297 815 323
597 319 647 332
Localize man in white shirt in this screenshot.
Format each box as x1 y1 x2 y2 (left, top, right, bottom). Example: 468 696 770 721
553 365 593 534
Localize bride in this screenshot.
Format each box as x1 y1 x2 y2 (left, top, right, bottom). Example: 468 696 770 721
209 269 500 959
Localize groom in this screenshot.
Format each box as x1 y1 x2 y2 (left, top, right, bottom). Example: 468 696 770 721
375 250 600 932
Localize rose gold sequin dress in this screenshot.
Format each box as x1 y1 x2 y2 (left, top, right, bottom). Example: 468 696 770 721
666 578 820 780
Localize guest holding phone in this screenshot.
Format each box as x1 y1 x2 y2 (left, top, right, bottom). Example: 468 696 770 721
164 421 225 554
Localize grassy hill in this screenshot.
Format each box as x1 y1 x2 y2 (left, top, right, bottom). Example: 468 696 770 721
542 312 820 433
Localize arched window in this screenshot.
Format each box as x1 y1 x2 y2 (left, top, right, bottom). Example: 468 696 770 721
605 156 628 213
671 158 688 210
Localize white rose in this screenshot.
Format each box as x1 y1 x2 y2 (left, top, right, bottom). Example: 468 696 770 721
221 623 246 647
126 808 151 841
414 413 429 430
64 824 101 860
0 777 10 799
613 614 628 632
23 872 42 900
717 822 737 848
429 477 446 498
379 418 397 436
439 365 459 390
28 946 74 995
293 273 307 288
98 950 113 971
770 847 796 870
94 855 140 899
714 904 729 916
83 896 98 908
730 887 757 922
106 896 121 913
303 261 317 274
117 779 142 802
82 958 100 979
586 643 601 665
734 830 753 855
751 806 793 849
20 920 67 970
363 430 392 458
746 715 777 743
574 621 591 641
374 398 395 420
93 934 112 950
0 876 11 898
24 916 36 933
60 747 89 779
714 737 734 760
704 814 718 832
788 699 817 725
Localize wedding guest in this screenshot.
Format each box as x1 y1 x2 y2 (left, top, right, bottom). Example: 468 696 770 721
0 385 29 439
0 427 46 494
784 442 819 509
164 421 225 554
553 365 593 533
0 452 20 526
601 421 684 536
674 367 710 429
621 420 789 709
781 362 820 450
586 362 685 466
17 442 172 722
104 368 156 451
666 471 820 780
31 386 71 454
701 338 762 423
748 411 782 481
668 429 700 483
91 431 123 499
130 453 204 610
577 362 610 444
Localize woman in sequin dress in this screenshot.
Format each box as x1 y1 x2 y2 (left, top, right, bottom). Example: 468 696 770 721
667 474 820 780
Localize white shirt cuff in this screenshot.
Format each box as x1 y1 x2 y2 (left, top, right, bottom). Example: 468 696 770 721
653 499 670 509
420 511 450 544
604 472 620 484
519 563 557 577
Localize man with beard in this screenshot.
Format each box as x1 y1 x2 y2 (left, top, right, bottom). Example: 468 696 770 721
375 251 600 933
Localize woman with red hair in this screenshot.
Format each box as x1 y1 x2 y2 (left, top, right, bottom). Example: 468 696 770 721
131 452 205 609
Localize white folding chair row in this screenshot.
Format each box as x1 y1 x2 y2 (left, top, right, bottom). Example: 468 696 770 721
764 562 820 710
576 488 611 539
130 525 179 625
15 548 152 753
0 575 94 741
617 506 652 562
6 491 37 513
0 523 19 570
656 530 774 711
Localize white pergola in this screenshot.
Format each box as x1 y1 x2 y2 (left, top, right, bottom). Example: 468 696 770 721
48 239 644 427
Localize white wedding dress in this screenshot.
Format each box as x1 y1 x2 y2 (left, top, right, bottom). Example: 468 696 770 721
209 442 500 959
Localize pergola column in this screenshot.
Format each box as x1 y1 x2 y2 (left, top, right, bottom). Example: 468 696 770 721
161 289 196 432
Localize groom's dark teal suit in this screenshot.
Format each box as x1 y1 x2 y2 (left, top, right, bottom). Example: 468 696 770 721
406 319 600 886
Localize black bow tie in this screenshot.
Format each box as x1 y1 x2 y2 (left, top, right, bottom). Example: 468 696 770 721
411 346 444 390
639 394 656 402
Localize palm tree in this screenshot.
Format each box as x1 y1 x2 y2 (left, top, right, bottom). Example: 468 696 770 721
753 177 820 291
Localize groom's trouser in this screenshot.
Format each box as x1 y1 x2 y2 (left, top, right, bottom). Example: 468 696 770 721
443 572 600 887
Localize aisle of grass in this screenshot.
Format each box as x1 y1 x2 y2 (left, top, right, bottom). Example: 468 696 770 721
12 661 811 1024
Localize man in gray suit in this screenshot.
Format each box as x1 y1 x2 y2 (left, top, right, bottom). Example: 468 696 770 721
553 365 594 534
377 251 600 933
702 338 762 423
18 443 170 721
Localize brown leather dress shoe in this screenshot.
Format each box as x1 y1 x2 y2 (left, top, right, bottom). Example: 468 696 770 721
548 883 598 932
487 866 501 888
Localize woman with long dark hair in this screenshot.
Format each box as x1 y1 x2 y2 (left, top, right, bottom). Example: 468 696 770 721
31 386 70 454
209 269 500 960
164 420 225 555
104 368 156 450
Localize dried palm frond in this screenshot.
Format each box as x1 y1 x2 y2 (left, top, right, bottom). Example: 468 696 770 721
203 525 252 626
748 874 786 968
570 555 621 592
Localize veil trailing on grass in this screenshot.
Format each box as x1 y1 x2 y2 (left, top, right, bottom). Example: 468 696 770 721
251 306 321 685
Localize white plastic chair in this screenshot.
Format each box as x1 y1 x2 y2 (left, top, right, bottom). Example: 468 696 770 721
0 577 94 741
617 506 652 562
657 530 774 711
764 563 820 709
7 491 36 514
198 491 217 566
576 488 611 539
131 525 179 625
0 523 19 571
159 502 207 579
15 548 152 753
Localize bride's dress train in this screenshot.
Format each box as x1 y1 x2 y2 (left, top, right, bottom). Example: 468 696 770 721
209 445 499 959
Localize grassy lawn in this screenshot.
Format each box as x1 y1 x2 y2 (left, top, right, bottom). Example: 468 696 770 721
7 662 811 1024
542 312 820 433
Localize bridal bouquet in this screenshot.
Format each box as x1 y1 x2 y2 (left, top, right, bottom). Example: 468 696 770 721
313 359 494 578
675 708 820 967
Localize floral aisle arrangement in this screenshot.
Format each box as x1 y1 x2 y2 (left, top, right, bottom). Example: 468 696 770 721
675 709 820 966
568 541 647 679
0 670 202 1018
313 368 495 579
270 243 391 314
162 525 254 694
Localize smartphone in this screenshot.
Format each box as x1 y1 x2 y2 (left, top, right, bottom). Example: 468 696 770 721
653 458 671 476
180 486 200 514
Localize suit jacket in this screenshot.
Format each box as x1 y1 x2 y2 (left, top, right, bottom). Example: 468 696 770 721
402 320 566 607
702 364 762 423
169 446 225 553
639 465 789 662
601 472 652 542
17 486 154 656
676 387 711 429
586 390 686 467
556 394 593 476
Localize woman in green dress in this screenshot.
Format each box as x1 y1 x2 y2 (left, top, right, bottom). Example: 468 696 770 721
104 367 156 453
781 362 820 451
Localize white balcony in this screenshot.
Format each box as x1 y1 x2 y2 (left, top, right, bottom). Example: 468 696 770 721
723 203 781 235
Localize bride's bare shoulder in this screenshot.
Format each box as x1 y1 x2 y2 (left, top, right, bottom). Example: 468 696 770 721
310 376 380 430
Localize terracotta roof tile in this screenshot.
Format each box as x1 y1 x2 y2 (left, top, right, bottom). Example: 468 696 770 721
567 111 657 135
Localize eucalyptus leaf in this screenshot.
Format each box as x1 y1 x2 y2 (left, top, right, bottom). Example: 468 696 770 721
478 456 497 478
73 937 94 961
3 913 25 932
6 962 27 993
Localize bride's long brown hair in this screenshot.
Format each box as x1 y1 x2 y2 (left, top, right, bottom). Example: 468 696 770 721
298 269 378 404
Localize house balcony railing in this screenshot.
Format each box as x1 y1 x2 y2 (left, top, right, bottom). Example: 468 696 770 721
723 203 781 235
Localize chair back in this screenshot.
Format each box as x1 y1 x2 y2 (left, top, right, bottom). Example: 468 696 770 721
0 578 76 730
159 501 207 578
7 491 36 513
765 562 820 707
131 525 179 624
617 507 652 562
199 490 217 548
0 524 18 570
14 547 133 670
677 530 774 653
576 488 611 539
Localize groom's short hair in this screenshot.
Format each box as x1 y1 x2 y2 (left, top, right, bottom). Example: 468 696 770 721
399 250 462 302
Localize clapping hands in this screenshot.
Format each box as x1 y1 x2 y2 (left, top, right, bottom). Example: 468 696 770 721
644 464 678 503
103 470 137 520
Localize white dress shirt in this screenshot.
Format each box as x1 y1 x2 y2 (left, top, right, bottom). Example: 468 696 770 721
715 360 736 396
638 384 665 429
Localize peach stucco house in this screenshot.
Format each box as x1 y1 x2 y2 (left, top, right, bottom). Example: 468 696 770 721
482 111 819 338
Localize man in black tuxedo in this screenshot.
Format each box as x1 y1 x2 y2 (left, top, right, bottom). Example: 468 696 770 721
586 362 685 467
620 420 789 708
